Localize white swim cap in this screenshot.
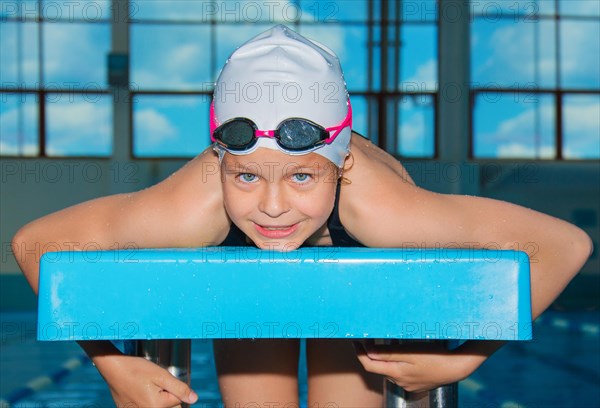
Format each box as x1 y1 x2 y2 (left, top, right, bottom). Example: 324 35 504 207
212 24 351 168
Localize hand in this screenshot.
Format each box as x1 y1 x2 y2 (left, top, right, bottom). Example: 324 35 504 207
354 340 480 393
94 353 199 407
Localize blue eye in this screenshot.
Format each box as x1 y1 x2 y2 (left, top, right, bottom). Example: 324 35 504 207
239 173 258 183
292 173 311 183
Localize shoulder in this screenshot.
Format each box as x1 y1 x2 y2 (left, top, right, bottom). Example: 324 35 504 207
128 147 231 246
338 136 581 249
338 133 451 247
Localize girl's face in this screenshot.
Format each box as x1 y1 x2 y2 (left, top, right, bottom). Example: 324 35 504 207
221 148 339 251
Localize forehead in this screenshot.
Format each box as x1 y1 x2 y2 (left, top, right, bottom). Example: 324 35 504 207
222 148 334 169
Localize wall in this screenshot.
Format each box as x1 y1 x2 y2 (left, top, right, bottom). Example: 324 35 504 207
2 156 597 310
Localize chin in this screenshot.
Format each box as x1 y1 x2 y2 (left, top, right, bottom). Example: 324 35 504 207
254 239 302 252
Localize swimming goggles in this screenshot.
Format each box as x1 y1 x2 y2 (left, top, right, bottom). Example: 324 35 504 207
210 100 352 154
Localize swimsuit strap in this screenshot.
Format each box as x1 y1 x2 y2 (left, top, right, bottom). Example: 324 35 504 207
326 180 365 247
220 221 249 246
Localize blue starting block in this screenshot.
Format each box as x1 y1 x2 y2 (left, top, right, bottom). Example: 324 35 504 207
37 247 532 407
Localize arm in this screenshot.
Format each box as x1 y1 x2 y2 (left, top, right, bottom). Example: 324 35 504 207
12 149 228 406
343 142 593 391
14 149 228 291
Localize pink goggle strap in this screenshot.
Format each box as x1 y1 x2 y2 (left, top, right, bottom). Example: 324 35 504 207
323 100 352 144
210 99 352 144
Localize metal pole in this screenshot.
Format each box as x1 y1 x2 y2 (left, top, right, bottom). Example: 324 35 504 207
385 380 458 408
135 340 191 408
430 383 458 407
383 339 458 408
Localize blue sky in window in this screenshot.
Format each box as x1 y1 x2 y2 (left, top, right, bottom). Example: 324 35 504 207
400 25 437 92
0 94 39 156
128 0 439 156
43 22 110 87
0 0 111 19
45 93 112 156
474 94 556 158
131 24 212 90
563 95 600 159
133 95 210 157
470 0 599 159
398 95 435 157
1 0 598 159
0 22 39 87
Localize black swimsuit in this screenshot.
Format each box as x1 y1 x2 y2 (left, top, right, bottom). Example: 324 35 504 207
220 181 364 248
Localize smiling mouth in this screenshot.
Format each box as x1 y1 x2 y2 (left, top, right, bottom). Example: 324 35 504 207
254 223 299 238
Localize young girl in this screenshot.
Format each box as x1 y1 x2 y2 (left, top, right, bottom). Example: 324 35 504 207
13 25 592 408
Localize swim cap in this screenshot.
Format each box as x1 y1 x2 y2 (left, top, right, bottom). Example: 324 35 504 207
212 24 351 168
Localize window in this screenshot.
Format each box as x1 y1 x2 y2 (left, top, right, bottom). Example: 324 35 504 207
471 0 600 159
129 0 439 159
1 1 441 160
0 0 112 157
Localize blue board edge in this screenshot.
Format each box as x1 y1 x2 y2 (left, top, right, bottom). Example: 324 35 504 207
37 248 532 342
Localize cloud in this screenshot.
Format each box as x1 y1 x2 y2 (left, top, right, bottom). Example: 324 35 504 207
0 140 38 156
563 98 600 157
298 25 347 60
497 143 555 158
400 115 425 145
132 26 212 89
0 101 38 155
0 100 36 127
43 23 108 85
45 98 112 154
479 102 556 158
560 21 600 85
133 1 293 23
402 59 437 91
477 14 598 88
398 101 433 155
0 22 40 85
564 100 600 134
0 96 112 156
297 24 364 90
479 23 542 82
564 0 600 16
494 103 552 140
46 100 110 134
483 97 599 159
134 108 177 145
133 1 208 20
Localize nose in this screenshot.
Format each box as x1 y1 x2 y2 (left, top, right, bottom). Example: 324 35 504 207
258 184 290 218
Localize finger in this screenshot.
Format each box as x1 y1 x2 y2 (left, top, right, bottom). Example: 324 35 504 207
383 341 446 354
355 350 399 377
155 374 199 405
361 344 414 363
353 340 411 364
158 391 188 408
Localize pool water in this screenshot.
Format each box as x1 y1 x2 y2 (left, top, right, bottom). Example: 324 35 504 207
1 310 598 408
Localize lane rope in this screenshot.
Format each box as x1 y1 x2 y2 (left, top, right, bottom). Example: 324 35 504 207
0 354 89 406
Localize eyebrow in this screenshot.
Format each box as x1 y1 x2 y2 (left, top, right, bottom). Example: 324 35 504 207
222 161 262 174
223 158 334 174
285 162 330 174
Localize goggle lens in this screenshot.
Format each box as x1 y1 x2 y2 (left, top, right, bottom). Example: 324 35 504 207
277 120 326 151
210 100 351 153
215 119 255 149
